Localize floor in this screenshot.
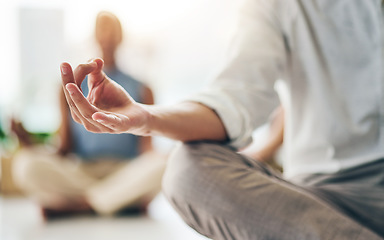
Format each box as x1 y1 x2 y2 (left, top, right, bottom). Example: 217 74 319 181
0 194 209 240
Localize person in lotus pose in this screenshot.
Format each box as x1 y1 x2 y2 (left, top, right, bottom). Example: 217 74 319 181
60 1 384 239
13 11 165 218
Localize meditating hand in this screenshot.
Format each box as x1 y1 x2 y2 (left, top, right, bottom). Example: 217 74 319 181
60 58 151 135
60 58 227 143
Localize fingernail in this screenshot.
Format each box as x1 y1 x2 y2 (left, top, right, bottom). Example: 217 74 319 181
96 119 104 123
66 84 74 95
61 65 69 75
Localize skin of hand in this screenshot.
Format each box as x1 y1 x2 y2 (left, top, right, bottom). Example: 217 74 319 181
58 74 155 155
240 106 284 162
61 58 151 136
60 58 228 142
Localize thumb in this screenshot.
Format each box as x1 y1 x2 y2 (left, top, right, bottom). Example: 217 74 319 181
87 58 107 89
89 58 104 75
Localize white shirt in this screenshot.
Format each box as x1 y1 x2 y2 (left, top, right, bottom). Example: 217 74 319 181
189 0 384 179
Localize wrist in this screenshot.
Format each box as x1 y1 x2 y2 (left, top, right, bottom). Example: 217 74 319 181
138 104 157 136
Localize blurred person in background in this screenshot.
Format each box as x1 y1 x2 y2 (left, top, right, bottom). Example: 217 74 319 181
59 0 384 239
12 11 166 219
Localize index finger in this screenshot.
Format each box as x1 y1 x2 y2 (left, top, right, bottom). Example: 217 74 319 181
73 61 97 89
61 62 83 123
60 62 75 86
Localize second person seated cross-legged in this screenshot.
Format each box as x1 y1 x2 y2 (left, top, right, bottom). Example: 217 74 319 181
12 11 166 219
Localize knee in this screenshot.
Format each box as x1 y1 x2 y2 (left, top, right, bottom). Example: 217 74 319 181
162 143 218 231
162 142 230 207
163 143 206 199
163 143 198 200
162 142 244 238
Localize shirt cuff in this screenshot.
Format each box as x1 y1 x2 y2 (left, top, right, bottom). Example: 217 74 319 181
186 90 253 150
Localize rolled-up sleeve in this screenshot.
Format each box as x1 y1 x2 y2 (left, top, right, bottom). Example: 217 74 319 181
188 0 287 149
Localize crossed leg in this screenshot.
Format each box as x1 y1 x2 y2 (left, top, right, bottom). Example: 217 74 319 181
162 142 382 240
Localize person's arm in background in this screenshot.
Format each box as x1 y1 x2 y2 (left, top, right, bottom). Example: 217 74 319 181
138 85 154 154
57 89 72 155
241 106 284 162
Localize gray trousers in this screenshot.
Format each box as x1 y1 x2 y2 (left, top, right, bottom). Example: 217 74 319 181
162 142 384 240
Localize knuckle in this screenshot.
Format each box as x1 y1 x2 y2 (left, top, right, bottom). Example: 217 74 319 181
78 63 87 69
75 64 87 75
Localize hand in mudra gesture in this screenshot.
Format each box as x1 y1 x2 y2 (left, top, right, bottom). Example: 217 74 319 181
60 58 151 135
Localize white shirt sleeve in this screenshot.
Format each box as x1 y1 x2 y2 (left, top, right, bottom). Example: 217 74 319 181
188 0 287 149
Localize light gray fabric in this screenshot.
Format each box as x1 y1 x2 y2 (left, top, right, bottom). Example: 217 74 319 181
163 142 384 240
187 0 384 179
290 160 384 237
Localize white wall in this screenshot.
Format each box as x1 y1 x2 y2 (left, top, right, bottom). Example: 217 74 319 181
18 7 64 132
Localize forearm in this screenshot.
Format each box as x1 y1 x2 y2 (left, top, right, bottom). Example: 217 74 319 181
58 127 71 155
146 102 228 143
139 136 153 153
58 89 72 155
